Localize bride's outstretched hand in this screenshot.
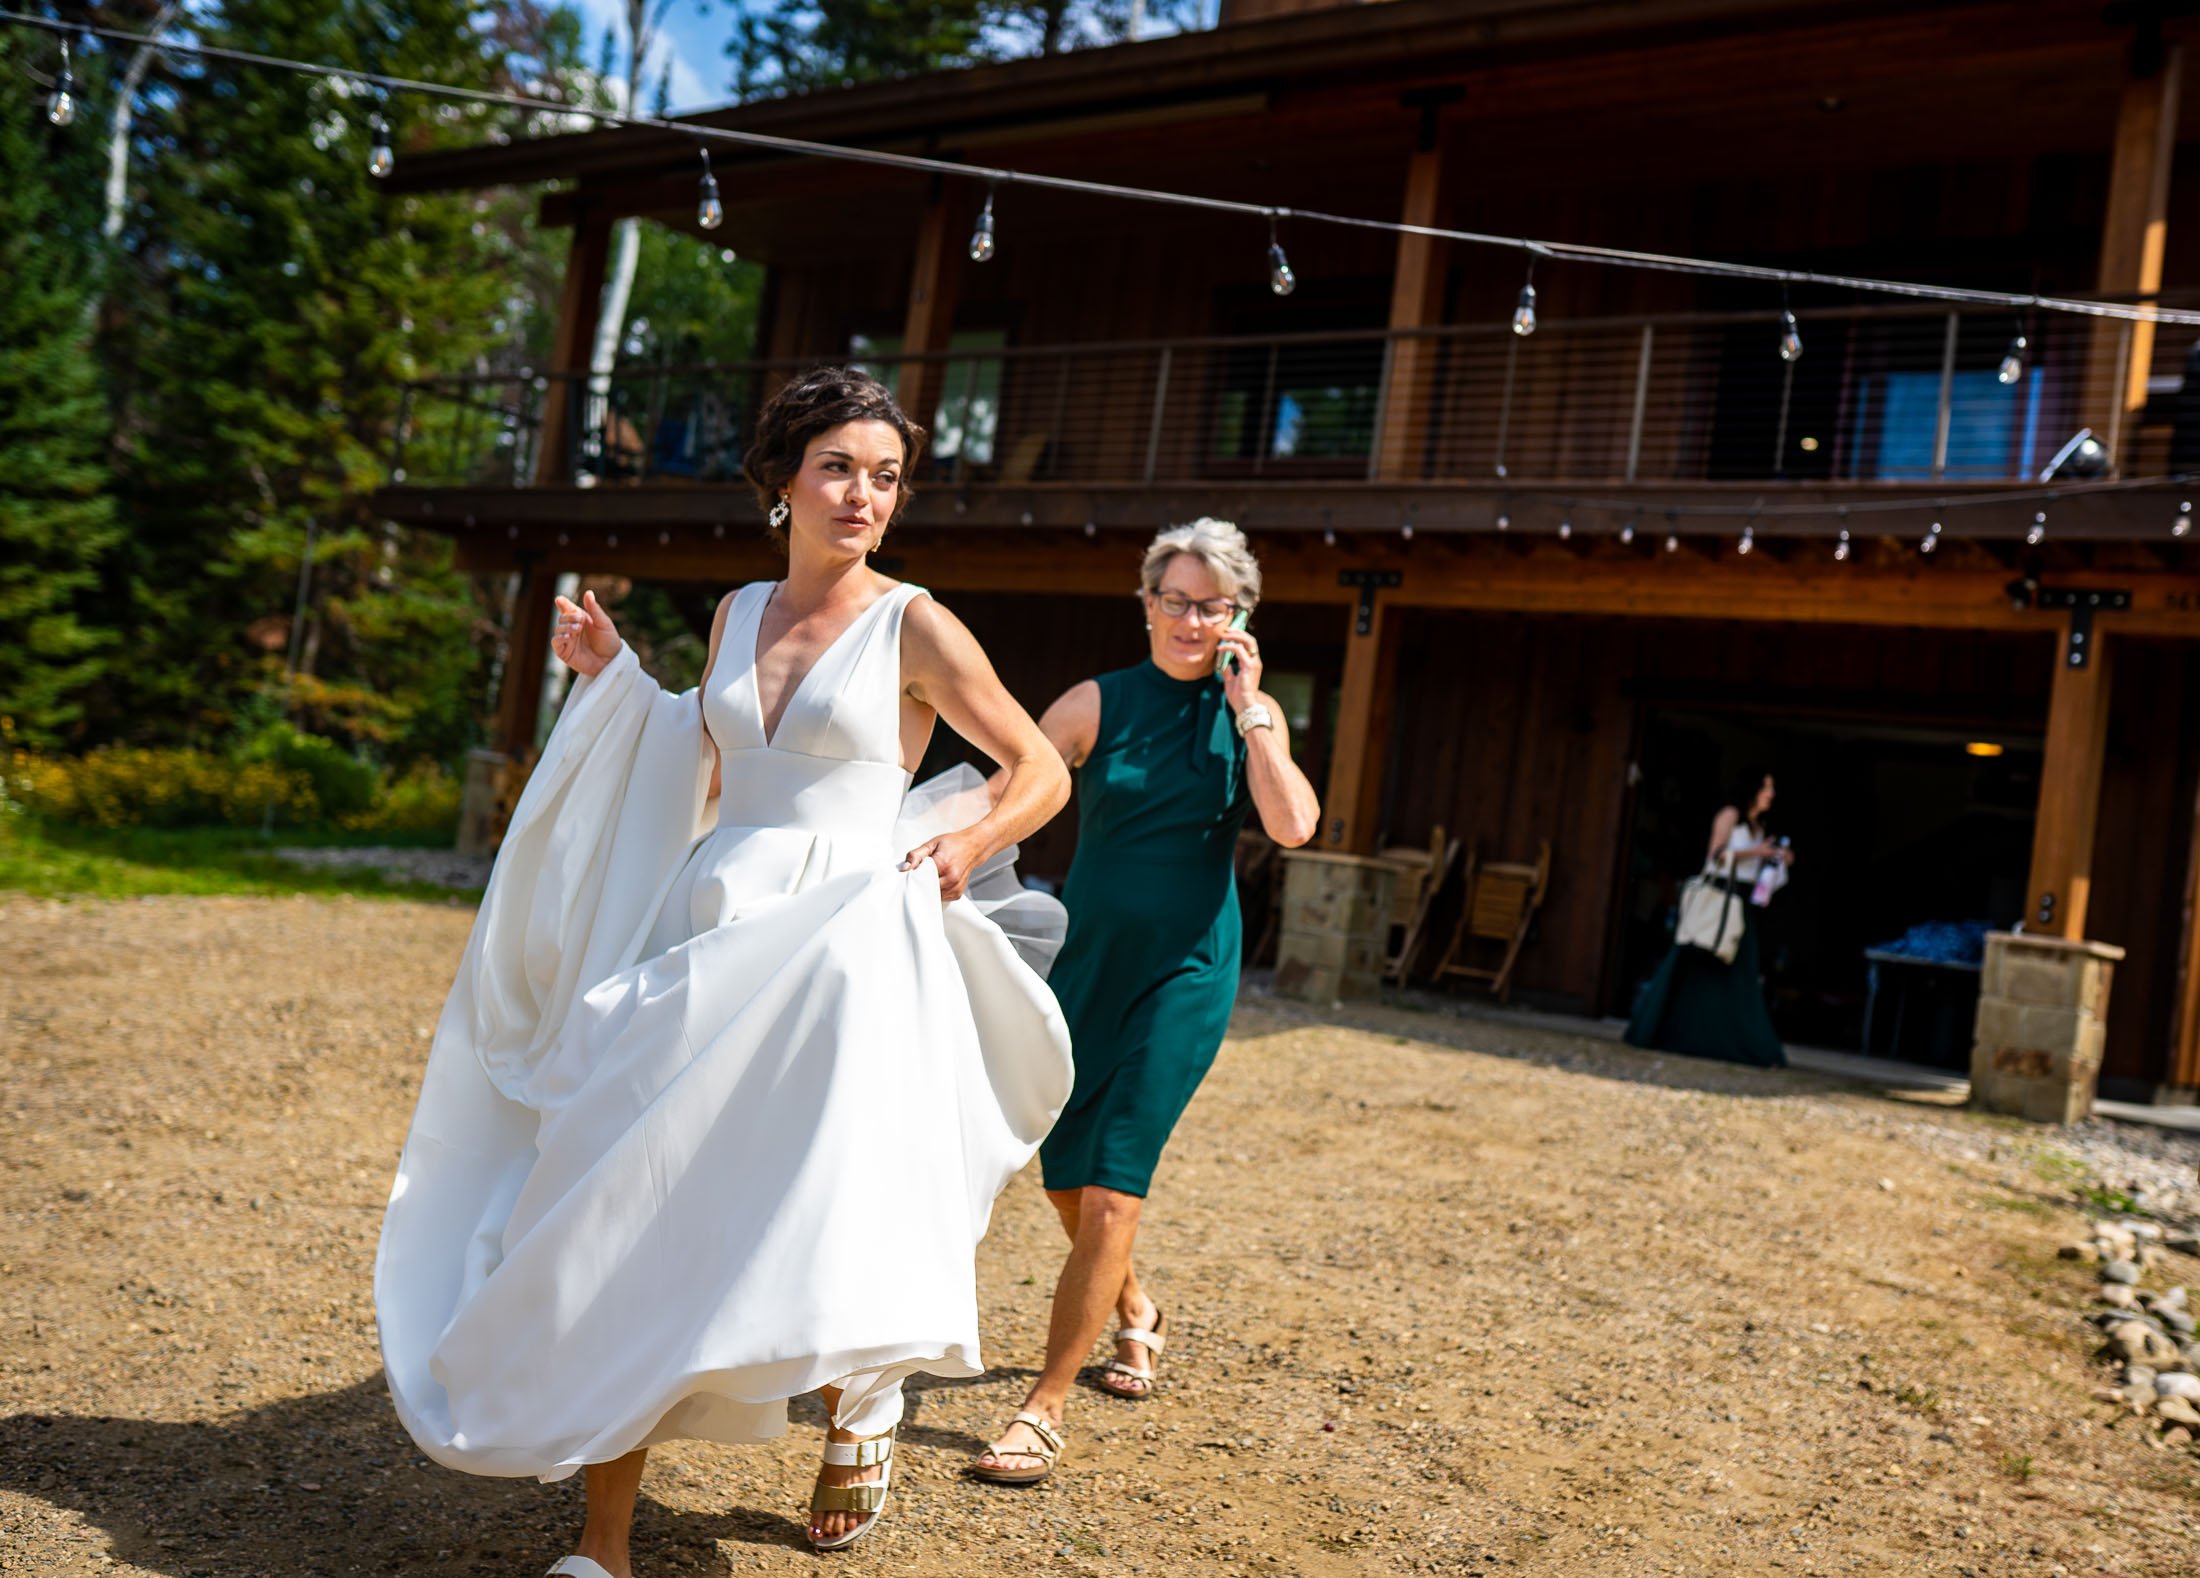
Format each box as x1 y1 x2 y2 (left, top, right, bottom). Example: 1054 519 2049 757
552 590 623 677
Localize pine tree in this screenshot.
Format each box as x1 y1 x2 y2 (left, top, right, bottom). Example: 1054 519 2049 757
112 0 554 763
0 27 120 748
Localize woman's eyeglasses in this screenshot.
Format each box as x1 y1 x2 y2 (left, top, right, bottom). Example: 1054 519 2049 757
1151 592 1238 621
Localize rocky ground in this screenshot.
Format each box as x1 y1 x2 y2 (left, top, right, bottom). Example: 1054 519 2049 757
4 894 2199 1577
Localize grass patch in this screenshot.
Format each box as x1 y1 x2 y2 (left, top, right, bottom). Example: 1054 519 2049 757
1893 1384 1940 1412
2076 1183 2140 1215
1980 1193 2057 1217
0 816 474 903
2001 1453 2037 1482
2030 1150 2087 1185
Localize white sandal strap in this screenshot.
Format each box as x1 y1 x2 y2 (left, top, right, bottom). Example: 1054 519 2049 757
546 1560 617 1578
1117 1326 1165 1353
1105 1358 1155 1381
1009 1410 1064 1455
821 1434 895 1468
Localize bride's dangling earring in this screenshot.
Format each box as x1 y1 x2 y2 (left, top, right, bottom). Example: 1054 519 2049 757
769 496 791 531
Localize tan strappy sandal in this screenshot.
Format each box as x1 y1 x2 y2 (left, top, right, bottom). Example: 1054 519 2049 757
1098 1305 1166 1400
807 1428 895 1552
967 1409 1066 1485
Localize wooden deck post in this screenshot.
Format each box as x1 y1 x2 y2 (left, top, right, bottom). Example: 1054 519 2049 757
534 209 614 486
492 556 558 757
1321 592 1402 854
1372 105 1451 481
898 186 965 452
2086 40 2181 470
2169 777 2200 1095
2024 622 2115 940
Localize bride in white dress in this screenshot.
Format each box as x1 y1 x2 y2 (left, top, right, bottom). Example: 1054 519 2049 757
374 368 1074 1569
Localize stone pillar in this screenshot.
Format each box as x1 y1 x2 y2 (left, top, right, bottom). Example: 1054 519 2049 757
454 747 510 858
1274 850 1397 1004
1969 932 2127 1123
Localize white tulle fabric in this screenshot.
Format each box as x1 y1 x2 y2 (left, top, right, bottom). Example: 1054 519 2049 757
375 582 1072 1481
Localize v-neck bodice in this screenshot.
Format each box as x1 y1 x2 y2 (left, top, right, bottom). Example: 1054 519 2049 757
700 581 924 849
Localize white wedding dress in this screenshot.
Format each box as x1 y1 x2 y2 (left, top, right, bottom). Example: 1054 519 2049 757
375 581 1073 1481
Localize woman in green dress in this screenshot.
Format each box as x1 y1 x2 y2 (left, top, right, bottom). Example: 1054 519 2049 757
1624 770 1795 1068
971 519 1320 1484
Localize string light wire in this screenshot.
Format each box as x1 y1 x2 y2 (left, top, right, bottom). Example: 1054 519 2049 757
13 8 2200 328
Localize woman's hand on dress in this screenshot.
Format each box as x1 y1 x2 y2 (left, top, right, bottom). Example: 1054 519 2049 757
1216 624 1262 713
552 590 622 677
901 826 988 902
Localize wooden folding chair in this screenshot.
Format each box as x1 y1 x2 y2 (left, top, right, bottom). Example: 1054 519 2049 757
1377 825 1461 984
1236 829 1283 967
1433 840 1551 1003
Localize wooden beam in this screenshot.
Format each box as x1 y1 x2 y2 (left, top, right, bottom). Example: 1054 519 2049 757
1372 119 1451 481
898 188 966 449
534 211 614 486
1321 594 1403 854
2088 42 2182 469
492 558 558 756
2168 765 2200 1094
2025 623 2115 939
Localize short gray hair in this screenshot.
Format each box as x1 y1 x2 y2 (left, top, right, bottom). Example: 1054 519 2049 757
1138 518 1262 612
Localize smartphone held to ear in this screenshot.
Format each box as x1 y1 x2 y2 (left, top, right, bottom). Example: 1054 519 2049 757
1215 610 1252 678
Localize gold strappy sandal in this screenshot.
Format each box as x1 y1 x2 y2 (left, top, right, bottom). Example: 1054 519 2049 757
807 1428 895 1552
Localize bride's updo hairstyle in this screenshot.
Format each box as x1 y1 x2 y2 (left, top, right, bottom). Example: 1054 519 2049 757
742 366 926 545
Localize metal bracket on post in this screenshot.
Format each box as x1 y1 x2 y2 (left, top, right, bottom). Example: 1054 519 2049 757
2034 587 2131 669
1339 569 1402 636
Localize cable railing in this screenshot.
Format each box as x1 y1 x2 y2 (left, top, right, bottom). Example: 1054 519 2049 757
390 301 2190 495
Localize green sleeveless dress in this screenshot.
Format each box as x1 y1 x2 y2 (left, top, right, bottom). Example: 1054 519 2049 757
1039 661 1254 1197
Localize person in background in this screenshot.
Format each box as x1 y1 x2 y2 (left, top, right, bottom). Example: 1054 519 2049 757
1625 768 1794 1069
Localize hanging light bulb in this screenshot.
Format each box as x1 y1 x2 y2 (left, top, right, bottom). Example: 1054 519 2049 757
2177 499 2193 539
1495 510 1511 532
1322 528 1337 547
1923 520 1942 555
1511 268 1538 337
1998 334 2028 386
1778 309 1803 364
1400 521 1414 541
1619 517 1636 546
46 36 75 128
1834 529 1852 562
1738 524 1756 555
1664 532 1680 554
1266 214 1296 297
367 112 394 180
1558 517 1572 540
2028 509 2047 546
969 187 997 263
695 147 723 230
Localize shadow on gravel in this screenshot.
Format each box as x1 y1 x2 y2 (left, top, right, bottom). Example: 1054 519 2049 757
0 1373 966 1576
1239 990 1841 1105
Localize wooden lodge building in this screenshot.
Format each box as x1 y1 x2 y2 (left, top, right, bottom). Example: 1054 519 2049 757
378 0 2200 1102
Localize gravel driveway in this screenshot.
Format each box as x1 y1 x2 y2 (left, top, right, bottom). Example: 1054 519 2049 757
3 895 2195 1576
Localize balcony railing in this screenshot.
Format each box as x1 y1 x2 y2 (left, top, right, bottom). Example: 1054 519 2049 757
390 302 2186 494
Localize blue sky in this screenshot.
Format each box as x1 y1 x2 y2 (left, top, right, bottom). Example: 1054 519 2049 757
565 0 739 114
561 1 1223 117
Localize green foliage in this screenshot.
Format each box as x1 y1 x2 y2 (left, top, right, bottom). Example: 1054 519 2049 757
4 736 459 835
101 0 563 764
0 30 121 747
619 225 765 366
729 0 1210 96
5 743 318 829
236 720 381 819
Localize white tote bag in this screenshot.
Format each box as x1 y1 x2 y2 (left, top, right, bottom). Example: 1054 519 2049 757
1674 856 1743 965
